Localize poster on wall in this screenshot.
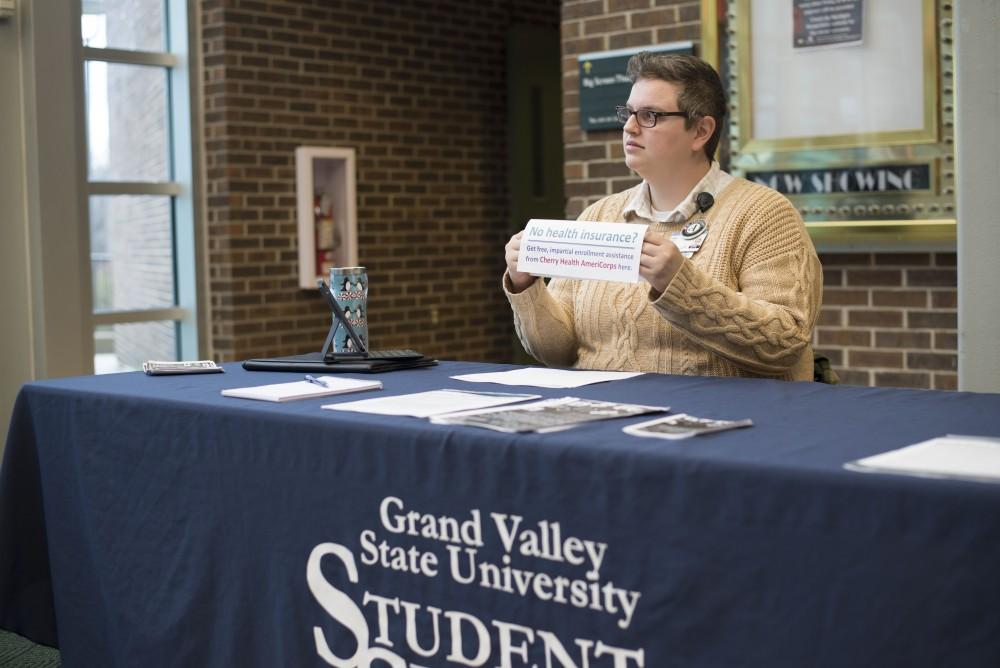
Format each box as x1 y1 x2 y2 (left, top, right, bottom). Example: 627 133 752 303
793 0 864 49
577 41 694 132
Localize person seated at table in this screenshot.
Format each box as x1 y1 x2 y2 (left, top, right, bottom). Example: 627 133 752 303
502 52 822 381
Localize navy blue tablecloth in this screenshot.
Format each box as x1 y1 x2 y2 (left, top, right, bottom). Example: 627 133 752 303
2 361 1000 667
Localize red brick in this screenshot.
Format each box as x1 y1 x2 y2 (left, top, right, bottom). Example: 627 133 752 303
908 311 957 329
934 373 958 391
609 30 656 49
847 310 903 328
874 331 931 349
871 290 926 308
907 269 956 287
907 352 957 371
562 21 581 39
846 269 902 286
563 0 607 20
818 330 871 347
609 0 652 10
934 331 957 350
655 25 698 41
818 308 842 327
563 35 605 56
874 372 931 389
849 350 903 368
565 144 608 161
566 180 611 197
931 290 957 308
678 5 700 22
838 370 871 386
588 161 633 178
823 269 844 287
631 8 676 28
823 288 868 306
584 15 627 35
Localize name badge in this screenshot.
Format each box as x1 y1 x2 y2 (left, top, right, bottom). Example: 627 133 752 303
670 219 708 258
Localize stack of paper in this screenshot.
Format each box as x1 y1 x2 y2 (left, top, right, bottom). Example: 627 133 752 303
222 376 381 402
844 435 1000 483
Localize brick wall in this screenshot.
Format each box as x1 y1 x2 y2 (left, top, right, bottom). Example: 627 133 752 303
201 0 560 362
816 252 957 389
559 0 958 388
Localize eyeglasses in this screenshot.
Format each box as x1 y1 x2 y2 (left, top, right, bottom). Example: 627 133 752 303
616 106 689 128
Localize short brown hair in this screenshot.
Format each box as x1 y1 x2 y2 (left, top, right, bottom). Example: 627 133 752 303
626 52 726 162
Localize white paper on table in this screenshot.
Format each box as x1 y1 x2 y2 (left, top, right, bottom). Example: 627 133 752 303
516 219 648 283
221 376 381 402
451 367 644 389
321 389 540 418
843 435 1000 484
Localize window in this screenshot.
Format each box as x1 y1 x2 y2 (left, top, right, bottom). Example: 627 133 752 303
82 0 200 373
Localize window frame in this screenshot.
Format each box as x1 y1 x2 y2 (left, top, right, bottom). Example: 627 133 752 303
81 0 206 366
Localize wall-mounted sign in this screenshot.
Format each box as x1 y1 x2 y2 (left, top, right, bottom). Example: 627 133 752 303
793 0 864 49
746 164 932 195
577 42 694 132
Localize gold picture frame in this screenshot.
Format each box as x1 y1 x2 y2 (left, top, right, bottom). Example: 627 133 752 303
700 0 956 249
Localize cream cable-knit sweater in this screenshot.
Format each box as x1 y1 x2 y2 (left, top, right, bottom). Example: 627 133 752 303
504 179 822 381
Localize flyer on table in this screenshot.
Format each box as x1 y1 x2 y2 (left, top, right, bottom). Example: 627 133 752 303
517 219 648 283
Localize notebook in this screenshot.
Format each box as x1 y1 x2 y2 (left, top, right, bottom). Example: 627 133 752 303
221 376 382 402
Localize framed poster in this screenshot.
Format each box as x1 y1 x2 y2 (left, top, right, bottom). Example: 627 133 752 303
700 0 956 249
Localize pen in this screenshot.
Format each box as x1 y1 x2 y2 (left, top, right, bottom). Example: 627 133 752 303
305 375 330 388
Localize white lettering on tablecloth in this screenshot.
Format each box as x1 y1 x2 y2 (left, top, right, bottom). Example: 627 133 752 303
307 495 645 667
307 540 645 668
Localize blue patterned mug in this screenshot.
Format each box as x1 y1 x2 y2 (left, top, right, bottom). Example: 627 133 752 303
329 266 368 352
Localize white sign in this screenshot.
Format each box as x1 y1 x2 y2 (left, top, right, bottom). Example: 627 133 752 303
517 219 648 283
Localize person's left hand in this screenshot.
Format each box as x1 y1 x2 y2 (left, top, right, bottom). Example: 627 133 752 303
639 228 685 297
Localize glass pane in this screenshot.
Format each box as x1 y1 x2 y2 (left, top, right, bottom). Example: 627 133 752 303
85 62 170 181
90 196 176 311
94 321 177 375
82 0 166 52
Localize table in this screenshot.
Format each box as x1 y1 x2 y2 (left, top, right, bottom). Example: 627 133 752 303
2 361 999 667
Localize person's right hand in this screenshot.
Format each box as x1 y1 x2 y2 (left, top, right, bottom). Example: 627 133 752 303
504 231 537 293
